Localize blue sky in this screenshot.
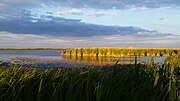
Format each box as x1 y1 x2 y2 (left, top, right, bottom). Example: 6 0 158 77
0 0 180 48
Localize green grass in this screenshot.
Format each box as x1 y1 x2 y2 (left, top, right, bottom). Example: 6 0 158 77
0 56 179 101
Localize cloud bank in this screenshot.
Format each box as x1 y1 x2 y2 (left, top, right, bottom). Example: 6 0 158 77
0 0 179 48
0 12 171 38
0 31 179 48
0 6 172 38
1 0 180 9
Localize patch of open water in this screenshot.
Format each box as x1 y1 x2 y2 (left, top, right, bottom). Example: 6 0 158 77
0 50 167 68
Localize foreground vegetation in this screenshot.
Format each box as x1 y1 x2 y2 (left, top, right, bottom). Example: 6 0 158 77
0 56 179 101
61 48 180 57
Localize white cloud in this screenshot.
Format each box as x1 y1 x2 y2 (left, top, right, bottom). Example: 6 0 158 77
87 11 115 17
64 9 83 15
45 9 83 17
46 10 114 17
130 6 154 11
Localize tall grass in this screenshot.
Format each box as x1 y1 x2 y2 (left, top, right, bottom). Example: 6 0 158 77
61 48 180 57
0 56 179 101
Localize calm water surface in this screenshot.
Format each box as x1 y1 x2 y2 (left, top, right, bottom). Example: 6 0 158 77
0 50 60 56
0 50 166 67
0 50 63 63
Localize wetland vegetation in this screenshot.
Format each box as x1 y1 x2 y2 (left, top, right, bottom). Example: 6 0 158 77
61 48 180 57
0 55 179 101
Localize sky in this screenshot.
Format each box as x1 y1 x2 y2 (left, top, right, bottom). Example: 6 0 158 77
0 0 180 48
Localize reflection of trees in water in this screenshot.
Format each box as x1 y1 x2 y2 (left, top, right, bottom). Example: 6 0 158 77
62 55 136 64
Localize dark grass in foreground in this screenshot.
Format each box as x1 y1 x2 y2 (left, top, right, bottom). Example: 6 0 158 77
0 56 179 101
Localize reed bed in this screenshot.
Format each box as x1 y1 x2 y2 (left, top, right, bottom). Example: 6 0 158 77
0 56 179 101
61 48 180 57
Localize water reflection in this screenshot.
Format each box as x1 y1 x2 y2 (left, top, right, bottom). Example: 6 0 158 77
61 55 166 66
0 50 166 67
0 50 60 56
0 50 84 68
61 55 140 65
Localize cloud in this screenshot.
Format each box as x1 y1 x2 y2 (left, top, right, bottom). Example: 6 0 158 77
0 7 173 38
0 32 71 48
0 0 39 8
87 11 115 17
46 10 114 17
45 9 83 17
1 0 180 10
0 14 163 37
0 3 179 48
0 5 33 21
38 0 180 10
0 11 177 48
0 32 179 48
0 7 142 37
64 9 83 15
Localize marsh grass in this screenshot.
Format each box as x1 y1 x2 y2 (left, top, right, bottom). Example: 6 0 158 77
0 56 179 101
61 48 180 57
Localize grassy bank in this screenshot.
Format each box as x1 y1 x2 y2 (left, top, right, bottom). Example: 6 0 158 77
0 56 179 101
61 48 180 57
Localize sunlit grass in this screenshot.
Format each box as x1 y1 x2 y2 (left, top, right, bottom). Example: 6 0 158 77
61 48 180 57
0 56 179 101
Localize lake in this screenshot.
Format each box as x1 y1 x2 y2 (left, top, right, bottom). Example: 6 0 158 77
0 50 166 68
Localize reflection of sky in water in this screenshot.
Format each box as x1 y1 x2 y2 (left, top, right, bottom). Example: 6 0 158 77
0 50 60 56
0 50 62 62
138 56 166 64
0 54 63 61
62 55 166 65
